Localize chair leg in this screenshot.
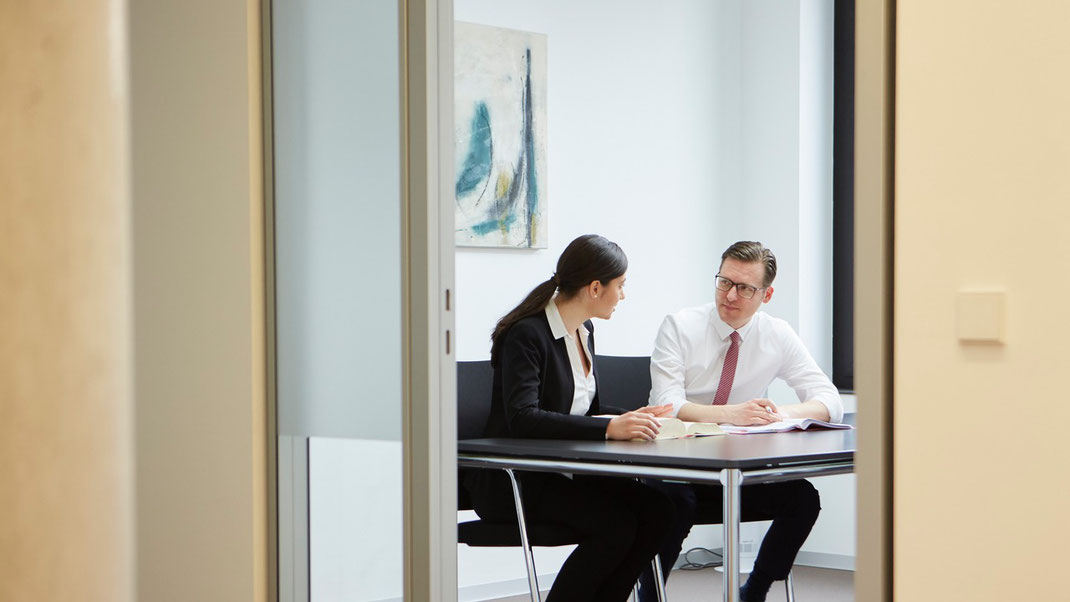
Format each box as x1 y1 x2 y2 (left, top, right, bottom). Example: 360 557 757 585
784 569 795 602
505 469 541 602
633 477 669 602
651 554 668 601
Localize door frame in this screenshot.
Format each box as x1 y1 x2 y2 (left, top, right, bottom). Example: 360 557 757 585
853 1 894 601
402 0 458 600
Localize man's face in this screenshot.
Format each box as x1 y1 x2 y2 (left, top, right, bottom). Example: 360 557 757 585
715 258 774 329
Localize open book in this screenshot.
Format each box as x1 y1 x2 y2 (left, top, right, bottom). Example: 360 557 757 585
719 418 852 435
652 417 725 440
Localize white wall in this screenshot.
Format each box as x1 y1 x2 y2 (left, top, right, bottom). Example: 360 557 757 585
454 0 736 361
797 0 835 370
454 0 851 596
736 0 802 330
734 0 834 371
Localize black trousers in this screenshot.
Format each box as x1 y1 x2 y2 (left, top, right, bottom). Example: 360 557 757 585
637 479 821 602
468 471 674 602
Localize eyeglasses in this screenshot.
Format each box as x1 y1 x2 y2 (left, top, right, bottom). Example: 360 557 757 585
714 275 763 299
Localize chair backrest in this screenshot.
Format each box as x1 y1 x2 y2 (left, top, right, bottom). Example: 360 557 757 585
457 360 494 511
594 355 652 411
457 360 494 440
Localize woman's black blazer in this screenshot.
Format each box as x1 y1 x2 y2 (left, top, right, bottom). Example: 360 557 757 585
481 312 626 441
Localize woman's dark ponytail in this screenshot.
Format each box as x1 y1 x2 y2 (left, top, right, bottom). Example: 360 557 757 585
490 235 627 366
489 278 558 366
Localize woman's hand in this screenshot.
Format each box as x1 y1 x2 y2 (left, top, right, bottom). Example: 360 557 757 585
606 411 662 441
633 404 674 418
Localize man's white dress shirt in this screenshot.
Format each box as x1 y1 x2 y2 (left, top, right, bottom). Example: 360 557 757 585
545 301 596 416
649 303 843 422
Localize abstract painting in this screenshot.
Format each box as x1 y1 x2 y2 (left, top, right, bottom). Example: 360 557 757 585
454 22 547 248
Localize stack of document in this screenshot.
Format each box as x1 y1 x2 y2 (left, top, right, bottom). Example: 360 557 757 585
719 418 852 435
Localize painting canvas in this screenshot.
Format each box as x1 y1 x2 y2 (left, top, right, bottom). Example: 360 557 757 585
454 22 548 248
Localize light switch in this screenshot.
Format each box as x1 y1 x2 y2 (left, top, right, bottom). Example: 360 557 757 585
956 290 1006 343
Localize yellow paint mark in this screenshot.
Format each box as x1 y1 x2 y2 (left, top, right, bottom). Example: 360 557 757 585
495 172 512 199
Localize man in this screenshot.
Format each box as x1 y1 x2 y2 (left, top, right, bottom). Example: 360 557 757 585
638 241 843 602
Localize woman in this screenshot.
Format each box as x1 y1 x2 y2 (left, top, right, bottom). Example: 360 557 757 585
466 234 675 602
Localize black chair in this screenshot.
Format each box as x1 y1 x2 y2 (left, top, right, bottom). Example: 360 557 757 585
456 359 667 602
594 355 654 411
595 356 797 602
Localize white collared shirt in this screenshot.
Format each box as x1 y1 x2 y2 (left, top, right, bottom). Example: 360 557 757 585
545 301 596 416
649 303 843 422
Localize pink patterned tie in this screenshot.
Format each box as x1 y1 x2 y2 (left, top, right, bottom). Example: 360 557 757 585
712 331 741 405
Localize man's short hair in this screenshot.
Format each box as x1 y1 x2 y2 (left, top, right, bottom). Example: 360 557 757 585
721 241 777 287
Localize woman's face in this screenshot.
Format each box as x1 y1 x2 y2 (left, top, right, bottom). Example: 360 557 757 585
592 274 627 320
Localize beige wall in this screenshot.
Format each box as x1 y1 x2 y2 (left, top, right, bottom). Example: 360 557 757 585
0 2 133 601
130 1 267 600
895 1 1070 599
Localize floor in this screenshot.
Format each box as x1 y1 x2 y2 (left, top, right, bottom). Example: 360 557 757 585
489 565 855 601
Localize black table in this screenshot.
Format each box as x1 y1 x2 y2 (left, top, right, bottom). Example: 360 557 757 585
459 425 855 602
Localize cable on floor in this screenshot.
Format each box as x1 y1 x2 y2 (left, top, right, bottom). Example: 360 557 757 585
677 546 723 570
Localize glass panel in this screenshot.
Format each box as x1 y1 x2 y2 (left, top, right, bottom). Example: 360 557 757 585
272 0 402 599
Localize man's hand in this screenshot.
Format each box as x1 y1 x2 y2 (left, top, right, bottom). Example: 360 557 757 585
633 404 674 418
722 398 782 426
606 411 662 441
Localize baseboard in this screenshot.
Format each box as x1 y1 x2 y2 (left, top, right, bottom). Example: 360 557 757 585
458 572 557 601
795 551 855 571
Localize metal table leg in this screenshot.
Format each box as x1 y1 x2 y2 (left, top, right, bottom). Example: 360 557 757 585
721 468 742 602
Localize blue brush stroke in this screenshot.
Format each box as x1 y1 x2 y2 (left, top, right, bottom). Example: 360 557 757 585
469 211 517 236
455 102 493 198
